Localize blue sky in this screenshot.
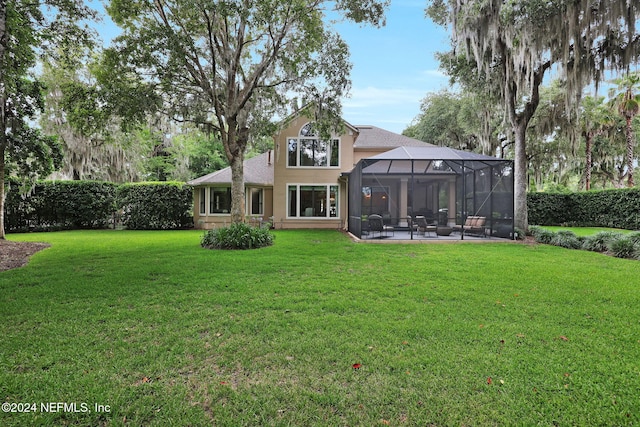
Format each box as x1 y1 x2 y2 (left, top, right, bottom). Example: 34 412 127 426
90 0 451 134
335 1 451 133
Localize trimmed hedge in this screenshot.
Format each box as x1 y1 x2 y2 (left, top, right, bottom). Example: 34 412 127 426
528 189 640 230
5 180 193 232
4 180 118 232
117 182 193 230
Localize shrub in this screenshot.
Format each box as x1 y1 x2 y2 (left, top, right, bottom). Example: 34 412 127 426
529 226 556 244
582 231 625 252
625 231 640 245
609 236 640 259
117 182 193 230
551 230 583 249
201 222 274 250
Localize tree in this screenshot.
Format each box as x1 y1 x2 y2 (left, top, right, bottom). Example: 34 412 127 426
405 90 476 151
0 0 94 238
428 0 640 230
526 81 581 190
171 129 228 181
105 0 387 223
40 59 151 182
609 72 640 187
578 95 618 190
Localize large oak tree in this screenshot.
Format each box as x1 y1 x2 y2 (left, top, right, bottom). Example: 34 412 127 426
105 0 387 223
428 0 640 231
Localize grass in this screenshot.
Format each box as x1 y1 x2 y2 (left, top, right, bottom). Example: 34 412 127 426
540 225 634 236
1 229 639 426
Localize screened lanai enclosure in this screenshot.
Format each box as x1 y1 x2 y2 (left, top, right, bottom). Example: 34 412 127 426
347 146 514 240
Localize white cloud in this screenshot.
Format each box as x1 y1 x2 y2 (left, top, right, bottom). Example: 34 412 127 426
421 69 448 79
340 86 425 132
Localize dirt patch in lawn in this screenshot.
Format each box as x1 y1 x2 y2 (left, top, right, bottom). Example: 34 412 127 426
0 240 50 272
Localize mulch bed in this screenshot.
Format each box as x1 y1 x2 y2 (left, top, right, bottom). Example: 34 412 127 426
0 240 50 272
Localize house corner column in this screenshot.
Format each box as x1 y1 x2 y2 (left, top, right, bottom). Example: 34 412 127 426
399 179 408 226
448 180 456 226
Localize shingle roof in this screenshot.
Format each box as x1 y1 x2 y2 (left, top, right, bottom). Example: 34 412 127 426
188 127 439 185
353 126 434 148
187 151 274 186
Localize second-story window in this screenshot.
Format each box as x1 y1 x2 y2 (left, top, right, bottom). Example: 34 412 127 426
287 122 339 167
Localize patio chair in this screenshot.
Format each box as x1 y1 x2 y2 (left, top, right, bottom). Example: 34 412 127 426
407 216 418 234
415 215 437 237
368 214 394 238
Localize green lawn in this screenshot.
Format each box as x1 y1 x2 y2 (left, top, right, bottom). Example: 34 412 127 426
1 230 639 426
541 226 634 236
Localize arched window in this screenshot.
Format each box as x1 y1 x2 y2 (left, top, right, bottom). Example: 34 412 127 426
299 122 318 137
287 122 339 167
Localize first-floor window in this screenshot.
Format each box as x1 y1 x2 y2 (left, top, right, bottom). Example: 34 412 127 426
210 187 231 213
288 184 338 218
199 188 206 215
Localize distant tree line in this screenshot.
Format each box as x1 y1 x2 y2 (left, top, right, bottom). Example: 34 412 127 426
404 76 640 193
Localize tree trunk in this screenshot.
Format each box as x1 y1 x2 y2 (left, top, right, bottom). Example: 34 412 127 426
625 117 635 187
513 121 528 232
229 151 245 224
0 138 6 240
585 131 593 191
0 1 6 240
224 117 248 224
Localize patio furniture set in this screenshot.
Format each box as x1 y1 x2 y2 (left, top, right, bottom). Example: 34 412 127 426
362 214 487 239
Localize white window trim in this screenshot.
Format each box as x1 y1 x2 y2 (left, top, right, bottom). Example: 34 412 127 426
199 188 206 215
206 186 232 216
286 122 341 169
286 137 341 169
286 183 339 219
247 187 264 216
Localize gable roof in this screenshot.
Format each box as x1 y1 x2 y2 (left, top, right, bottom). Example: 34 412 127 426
353 126 434 149
188 151 274 186
188 127 444 186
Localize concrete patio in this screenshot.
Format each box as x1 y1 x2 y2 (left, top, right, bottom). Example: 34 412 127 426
354 229 515 243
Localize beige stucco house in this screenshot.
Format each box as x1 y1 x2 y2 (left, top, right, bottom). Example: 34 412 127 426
188 111 432 230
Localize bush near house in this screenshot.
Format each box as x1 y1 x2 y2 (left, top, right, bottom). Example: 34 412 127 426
4 180 193 232
528 189 640 230
201 222 274 250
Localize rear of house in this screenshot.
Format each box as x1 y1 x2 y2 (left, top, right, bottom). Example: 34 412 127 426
188 109 514 238
188 110 432 230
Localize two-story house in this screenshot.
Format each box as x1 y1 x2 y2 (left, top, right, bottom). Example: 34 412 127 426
189 110 514 238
